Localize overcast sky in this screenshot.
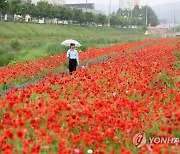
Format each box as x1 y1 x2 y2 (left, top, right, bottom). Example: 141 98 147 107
66 0 180 7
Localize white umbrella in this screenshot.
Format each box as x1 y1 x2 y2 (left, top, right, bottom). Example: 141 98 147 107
61 39 81 47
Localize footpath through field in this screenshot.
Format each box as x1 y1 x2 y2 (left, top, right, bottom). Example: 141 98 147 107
0 39 157 96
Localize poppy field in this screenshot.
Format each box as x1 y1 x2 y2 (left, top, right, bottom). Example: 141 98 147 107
0 39 153 92
0 38 180 153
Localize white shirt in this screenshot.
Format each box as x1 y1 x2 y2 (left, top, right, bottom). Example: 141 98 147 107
66 49 79 65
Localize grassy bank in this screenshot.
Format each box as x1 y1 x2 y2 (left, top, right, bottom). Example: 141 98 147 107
0 22 153 66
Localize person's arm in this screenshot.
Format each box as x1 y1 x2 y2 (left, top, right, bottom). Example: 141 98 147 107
66 50 70 59
76 51 79 65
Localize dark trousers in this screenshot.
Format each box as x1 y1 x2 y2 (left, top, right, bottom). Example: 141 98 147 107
69 59 77 75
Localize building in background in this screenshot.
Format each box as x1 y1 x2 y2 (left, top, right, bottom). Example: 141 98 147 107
65 3 104 15
30 0 65 5
24 0 32 3
134 0 140 6
52 0 65 5
119 0 134 10
119 0 140 9
65 3 94 10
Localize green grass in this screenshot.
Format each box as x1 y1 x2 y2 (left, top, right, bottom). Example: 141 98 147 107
0 22 141 39
174 50 180 69
0 22 154 66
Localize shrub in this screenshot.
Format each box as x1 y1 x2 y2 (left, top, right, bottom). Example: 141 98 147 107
45 43 67 56
11 39 21 51
0 43 11 54
142 25 148 32
97 38 106 44
0 52 15 66
112 38 119 44
79 46 88 51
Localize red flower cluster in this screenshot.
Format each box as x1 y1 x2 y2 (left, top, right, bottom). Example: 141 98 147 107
0 38 179 153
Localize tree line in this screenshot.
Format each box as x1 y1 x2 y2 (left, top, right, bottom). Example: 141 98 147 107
0 0 159 27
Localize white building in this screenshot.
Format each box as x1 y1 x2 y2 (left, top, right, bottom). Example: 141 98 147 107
119 0 136 10
65 3 105 15
31 0 65 5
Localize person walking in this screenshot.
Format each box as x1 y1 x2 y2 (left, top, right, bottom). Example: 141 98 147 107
66 43 79 75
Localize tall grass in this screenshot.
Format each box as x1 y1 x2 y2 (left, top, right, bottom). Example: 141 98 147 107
0 22 152 66
0 52 15 66
0 22 139 39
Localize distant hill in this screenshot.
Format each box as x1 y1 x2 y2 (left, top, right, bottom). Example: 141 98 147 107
153 1 180 24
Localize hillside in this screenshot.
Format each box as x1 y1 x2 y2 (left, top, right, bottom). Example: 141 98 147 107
0 22 149 66
153 1 180 25
0 22 137 39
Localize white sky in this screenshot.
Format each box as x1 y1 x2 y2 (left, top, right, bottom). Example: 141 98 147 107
65 0 180 6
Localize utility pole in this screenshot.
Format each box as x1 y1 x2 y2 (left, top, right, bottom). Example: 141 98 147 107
174 10 176 27
108 0 111 27
127 0 133 19
127 0 130 19
119 0 121 16
145 0 148 26
130 0 133 18
145 6 147 25
121 0 124 9
119 0 124 15
86 0 87 12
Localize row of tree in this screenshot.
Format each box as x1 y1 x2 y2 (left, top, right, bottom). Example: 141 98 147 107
174 26 180 32
0 0 159 27
116 5 159 26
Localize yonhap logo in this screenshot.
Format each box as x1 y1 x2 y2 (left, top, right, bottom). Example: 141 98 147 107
132 132 146 148
149 137 180 145
133 132 180 148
